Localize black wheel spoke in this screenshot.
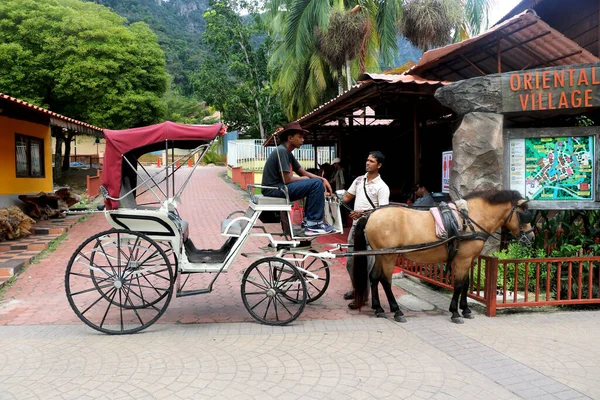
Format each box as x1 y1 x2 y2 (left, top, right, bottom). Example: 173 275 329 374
249 294 269 311
255 267 271 288
138 267 171 282
273 295 294 317
76 253 112 278
71 283 114 296
141 274 165 296
122 284 144 326
118 287 124 332
96 239 117 277
245 279 269 291
137 250 161 268
99 288 118 328
127 282 169 292
263 297 273 320
126 287 161 312
81 288 116 316
129 236 141 261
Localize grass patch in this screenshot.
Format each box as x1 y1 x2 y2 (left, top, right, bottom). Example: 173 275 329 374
31 233 68 265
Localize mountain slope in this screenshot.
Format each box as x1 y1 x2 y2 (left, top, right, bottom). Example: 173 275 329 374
85 0 209 94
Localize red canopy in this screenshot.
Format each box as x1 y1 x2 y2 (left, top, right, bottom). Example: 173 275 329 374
102 121 224 209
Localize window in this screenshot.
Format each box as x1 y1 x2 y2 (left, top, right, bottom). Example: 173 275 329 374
15 134 44 178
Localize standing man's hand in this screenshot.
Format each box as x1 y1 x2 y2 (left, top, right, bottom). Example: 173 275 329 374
349 211 363 220
322 178 333 195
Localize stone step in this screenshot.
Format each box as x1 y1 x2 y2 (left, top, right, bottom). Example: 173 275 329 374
0 235 58 252
0 256 34 278
30 216 81 236
0 277 8 290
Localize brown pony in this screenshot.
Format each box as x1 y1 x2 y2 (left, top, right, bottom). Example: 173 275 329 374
352 190 535 324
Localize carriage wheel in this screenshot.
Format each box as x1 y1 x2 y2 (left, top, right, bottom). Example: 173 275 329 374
65 229 174 335
286 250 330 303
241 257 307 325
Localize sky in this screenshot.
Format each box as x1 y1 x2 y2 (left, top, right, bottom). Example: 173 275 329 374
488 0 523 26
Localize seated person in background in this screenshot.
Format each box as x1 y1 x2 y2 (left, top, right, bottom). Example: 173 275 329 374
262 122 334 236
412 182 436 208
329 158 345 192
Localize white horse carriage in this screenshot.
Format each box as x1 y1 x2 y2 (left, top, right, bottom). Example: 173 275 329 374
65 122 344 334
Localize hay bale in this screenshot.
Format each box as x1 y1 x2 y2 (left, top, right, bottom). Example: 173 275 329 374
0 206 36 242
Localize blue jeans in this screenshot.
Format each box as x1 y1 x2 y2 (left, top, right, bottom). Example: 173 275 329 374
263 179 325 225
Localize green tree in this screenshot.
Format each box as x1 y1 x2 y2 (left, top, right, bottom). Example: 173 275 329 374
0 0 169 129
192 1 285 139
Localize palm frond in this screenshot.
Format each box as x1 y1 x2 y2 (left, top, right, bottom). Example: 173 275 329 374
464 0 494 36
285 0 331 59
376 0 403 67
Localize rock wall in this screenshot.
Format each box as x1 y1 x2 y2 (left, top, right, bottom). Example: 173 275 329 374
450 112 504 199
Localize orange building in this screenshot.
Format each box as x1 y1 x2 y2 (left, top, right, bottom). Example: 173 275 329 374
0 93 102 207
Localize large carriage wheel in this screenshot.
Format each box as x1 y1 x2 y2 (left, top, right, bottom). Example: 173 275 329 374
241 257 307 325
286 250 330 303
65 229 174 335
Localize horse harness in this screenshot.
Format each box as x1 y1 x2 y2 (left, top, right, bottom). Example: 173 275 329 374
438 202 534 267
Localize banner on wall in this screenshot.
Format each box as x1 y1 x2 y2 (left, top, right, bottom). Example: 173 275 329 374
441 151 452 194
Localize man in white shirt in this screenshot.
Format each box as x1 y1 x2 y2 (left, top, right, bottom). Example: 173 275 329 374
341 151 390 309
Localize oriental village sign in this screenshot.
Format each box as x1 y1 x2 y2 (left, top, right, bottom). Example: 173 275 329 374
503 65 600 112
435 62 600 210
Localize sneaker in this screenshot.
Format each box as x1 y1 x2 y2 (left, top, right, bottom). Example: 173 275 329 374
305 222 334 236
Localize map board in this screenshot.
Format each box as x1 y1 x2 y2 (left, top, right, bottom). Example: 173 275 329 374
509 136 594 201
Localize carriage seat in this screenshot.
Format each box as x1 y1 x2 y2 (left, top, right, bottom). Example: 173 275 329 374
251 194 289 206
220 208 255 236
168 212 189 241
220 219 247 236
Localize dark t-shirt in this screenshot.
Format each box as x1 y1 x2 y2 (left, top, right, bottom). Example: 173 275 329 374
262 144 302 187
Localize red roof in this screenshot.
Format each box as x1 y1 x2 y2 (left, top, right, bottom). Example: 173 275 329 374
102 121 224 209
409 10 600 81
0 92 102 133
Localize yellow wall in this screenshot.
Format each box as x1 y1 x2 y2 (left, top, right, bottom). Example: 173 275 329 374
0 116 53 195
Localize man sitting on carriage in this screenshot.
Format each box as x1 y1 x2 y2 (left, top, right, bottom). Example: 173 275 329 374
262 122 335 236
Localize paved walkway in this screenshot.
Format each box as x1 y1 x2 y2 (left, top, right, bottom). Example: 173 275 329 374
0 309 598 399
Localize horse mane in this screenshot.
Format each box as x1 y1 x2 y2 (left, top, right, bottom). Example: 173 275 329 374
463 190 526 208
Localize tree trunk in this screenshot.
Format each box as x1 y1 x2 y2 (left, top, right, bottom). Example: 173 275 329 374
345 59 352 91
62 130 76 171
337 68 344 95
237 34 266 139
254 98 265 139
52 126 64 179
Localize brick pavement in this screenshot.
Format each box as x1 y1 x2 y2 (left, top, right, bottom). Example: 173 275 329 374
0 166 404 326
0 312 598 399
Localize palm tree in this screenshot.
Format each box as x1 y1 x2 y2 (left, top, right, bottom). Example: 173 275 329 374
266 0 493 120
402 0 495 51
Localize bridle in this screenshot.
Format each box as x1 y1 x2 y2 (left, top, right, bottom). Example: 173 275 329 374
503 204 535 246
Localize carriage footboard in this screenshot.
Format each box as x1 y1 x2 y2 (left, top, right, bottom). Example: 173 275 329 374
184 237 238 263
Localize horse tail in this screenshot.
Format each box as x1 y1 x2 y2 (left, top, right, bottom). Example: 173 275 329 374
352 216 370 309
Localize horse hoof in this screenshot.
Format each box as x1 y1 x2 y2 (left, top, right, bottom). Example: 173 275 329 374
462 312 474 319
451 317 464 324
394 315 407 323
376 312 387 318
